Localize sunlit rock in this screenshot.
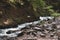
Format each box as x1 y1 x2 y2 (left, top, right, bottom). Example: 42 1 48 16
3 19 14 25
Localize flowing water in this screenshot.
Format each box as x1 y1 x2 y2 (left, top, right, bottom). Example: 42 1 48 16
0 17 54 37
0 20 40 37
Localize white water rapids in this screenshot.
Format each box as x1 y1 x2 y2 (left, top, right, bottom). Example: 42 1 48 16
0 20 40 37
0 17 54 37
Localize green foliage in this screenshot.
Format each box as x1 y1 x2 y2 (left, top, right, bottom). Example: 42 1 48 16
31 0 47 16
31 0 46 8
8 0 60 17
51 13 60 17
31 0 60 17
9 0 15 2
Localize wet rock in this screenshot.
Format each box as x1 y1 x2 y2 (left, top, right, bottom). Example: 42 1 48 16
40 33 46 37
17 32 24 37
33 27 41 30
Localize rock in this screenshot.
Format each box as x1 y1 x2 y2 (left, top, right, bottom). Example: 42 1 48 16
40 33 46 37
33 27 41 31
